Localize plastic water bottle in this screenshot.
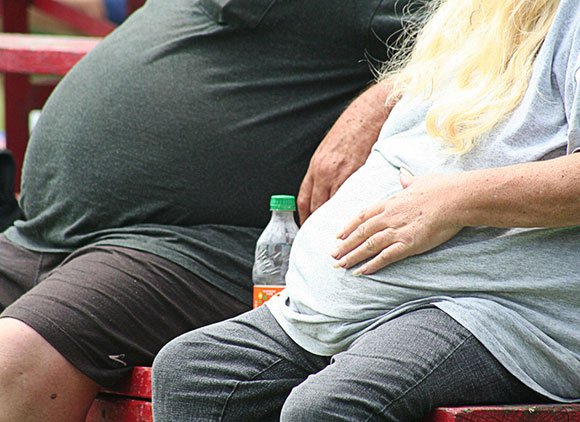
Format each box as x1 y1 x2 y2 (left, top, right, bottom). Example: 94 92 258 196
252 195 299 308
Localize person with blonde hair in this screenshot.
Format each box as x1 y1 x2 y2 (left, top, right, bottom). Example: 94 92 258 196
152 0 580 420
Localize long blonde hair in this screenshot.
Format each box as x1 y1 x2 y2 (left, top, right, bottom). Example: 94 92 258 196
382 0 560 153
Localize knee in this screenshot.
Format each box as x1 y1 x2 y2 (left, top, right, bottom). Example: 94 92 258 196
152 332 199 393
281 382 341 421
153 321 242 387
280 376 432 422
281 381 392 421
152 328 216 418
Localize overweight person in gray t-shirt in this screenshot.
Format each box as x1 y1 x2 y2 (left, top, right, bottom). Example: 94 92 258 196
153 0 580 420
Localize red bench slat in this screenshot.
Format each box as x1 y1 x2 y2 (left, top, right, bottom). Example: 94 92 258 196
86 396 152 422
91 368 579 422
427 404 580 421
0 33 101 75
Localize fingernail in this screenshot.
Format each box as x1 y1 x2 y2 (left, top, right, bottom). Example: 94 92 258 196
352 267 366 276
332 249 343 259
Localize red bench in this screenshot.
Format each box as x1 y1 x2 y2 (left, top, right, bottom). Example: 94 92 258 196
88 366 580 422
86 366 152 422
427 404 580 421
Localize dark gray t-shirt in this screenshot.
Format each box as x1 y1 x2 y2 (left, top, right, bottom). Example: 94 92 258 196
6 0 413 303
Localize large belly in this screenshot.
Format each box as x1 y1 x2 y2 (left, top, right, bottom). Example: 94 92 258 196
285 154 580 321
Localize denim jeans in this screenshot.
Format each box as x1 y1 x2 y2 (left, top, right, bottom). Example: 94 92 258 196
152 306 547 421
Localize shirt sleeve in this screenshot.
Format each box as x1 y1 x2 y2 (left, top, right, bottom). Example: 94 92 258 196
565 7 580 153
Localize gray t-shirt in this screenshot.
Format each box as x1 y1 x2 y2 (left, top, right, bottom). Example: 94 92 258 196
269 0 580 402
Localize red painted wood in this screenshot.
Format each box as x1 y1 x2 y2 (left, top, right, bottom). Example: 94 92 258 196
88 367 580 422
30 79 59 109
1 0 29 33
86 397 152 422
101 367 152 400
87 367 152 422
31 0 115 36
1 0 30 191
426 404 580 421
0 34 100 75
4 73 30 191
86 399 580 422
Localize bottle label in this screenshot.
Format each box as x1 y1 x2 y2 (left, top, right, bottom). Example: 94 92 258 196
253 285 285 308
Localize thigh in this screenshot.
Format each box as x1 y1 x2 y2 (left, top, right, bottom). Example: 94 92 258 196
152 305 329 422
282 308 548 422
1 245 250 387
0 317 101 421
0 235 67 310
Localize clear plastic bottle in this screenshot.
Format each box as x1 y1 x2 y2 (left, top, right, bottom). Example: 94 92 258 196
252 195 299 308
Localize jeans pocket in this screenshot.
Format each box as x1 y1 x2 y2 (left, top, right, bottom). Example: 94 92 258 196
199 0 277 28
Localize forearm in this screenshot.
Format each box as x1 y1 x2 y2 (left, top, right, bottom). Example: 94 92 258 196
333 152 580 274
297 79 397 222
324 79 395 153
449 153 580 228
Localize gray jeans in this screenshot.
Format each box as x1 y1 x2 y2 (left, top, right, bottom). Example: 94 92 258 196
152 306 547 421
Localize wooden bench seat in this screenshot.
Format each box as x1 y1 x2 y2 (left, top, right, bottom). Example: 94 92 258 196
85 366 580 422
86 366 152 422
427 403 580 421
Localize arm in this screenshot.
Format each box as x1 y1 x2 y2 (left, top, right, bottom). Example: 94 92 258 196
332 153 580 275
297 80 397 224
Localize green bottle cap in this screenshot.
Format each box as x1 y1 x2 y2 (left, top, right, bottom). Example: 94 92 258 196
269 195 296 211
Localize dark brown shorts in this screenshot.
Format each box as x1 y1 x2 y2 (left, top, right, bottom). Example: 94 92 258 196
0 235 250 387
